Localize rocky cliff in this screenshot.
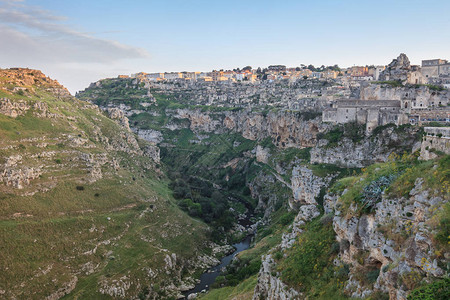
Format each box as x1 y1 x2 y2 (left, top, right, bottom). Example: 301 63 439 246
0 69 217 300
73 74 449 300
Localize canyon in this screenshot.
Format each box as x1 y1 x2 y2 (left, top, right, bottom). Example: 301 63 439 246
0 68 448 300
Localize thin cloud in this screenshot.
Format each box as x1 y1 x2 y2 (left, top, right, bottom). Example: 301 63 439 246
0 0 149 95
0 1 148 64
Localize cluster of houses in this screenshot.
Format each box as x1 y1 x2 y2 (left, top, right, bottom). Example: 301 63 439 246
118 54 450 135
322 54 449 133
123 54 450 88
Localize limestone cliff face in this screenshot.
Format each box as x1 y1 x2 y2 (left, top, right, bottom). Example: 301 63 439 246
290 165 333 208
311 126 421 168
174 108 326 148
253 254 300 300
325 178 447 299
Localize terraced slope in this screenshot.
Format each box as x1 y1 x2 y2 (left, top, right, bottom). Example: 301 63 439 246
0 69 214 299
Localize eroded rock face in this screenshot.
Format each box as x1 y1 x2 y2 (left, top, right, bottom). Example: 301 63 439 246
290 165 333 208
379 53 411 82
255 145 270 163
0 166 42 189
280 204 320 250
108 107 131 132
311 126 420 168
326 178 446 299
253 255 300 300
0 98 30 117
173 108 326 149
0 68 71 97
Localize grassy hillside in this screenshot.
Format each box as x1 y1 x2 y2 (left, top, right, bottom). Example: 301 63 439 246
0 69 211 299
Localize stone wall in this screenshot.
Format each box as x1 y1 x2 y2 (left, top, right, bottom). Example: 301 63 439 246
419 127 450 160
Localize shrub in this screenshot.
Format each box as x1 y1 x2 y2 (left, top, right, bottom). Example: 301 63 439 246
358 174 397 212
366 269 380 284
274 251 283 260
408 277 450 300
336 264 350 280
279 211 295 226
368 291 390 300
330 241 340 255
76 186 84 191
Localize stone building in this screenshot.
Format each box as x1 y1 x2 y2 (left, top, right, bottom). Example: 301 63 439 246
322 99 409 133
419 127 450 160
421 59 450 78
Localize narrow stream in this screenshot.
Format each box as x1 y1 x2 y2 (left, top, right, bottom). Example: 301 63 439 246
183 234 253 299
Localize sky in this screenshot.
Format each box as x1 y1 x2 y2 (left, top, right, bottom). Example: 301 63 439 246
1 0 449 94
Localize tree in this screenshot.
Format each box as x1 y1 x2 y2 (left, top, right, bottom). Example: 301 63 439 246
243 66 252 71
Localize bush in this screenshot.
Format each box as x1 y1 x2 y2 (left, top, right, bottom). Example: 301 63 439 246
358 174 397 212
374 80 403 87
76 186 84 191
279 211 295 226
366 269 380 284
408 278 450 300
336 264 350 280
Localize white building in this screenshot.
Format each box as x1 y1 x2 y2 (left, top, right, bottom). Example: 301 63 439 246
146 73 164 81
164 72 183 80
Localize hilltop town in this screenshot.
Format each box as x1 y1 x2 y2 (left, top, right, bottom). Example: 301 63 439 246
81 54 450 134
126 54 450 88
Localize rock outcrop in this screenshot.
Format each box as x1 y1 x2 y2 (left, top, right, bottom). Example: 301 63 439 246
0 98 30 118
172 108 326 149
253 255 300 300
311 125 421 167
379 53 411 83
290 165 333 208
325 178 447 299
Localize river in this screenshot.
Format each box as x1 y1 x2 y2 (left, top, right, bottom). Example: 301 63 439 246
183 234 253 299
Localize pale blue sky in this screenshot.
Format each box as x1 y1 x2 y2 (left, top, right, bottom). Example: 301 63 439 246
1 0 449 93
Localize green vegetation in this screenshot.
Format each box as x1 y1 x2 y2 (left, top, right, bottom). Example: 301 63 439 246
76 78 151 108
317 122 365 147
330 152 449 218
161 130 260 240
408 278 450 300
279 215 349 299
0 75 211 299
199 275 257 300
373 80 404 87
